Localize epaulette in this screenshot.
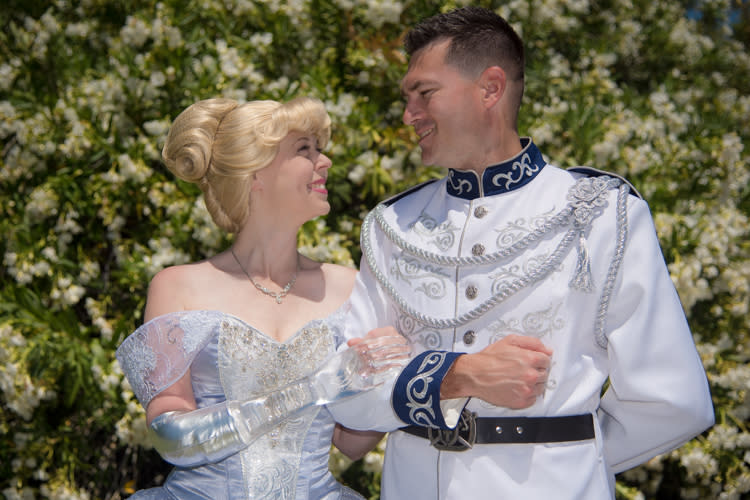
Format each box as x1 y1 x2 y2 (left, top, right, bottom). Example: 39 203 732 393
567 166 643 200
381 179 439 207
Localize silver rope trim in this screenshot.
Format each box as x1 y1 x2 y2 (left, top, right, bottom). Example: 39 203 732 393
362 176 624 331
594 183 630 348
362 213 578 329
371 203 576 268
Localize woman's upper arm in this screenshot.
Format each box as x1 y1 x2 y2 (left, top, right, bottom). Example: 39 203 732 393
145 369 197 425
332 424 384 461
141 266 195 424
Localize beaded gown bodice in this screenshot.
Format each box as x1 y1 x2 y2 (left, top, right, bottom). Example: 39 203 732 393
116 308 363 500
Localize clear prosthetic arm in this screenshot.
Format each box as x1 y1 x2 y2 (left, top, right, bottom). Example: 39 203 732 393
148 335 410 467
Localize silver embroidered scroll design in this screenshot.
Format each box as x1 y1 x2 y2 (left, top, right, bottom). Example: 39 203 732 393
491 153 540 189
391 256 450 300
406 351 448 428
488 252 555 294
361 177 622 329
495 209 556 248
396 310 442 350
487 303 565 343
411 212 460 251
447 171 475 196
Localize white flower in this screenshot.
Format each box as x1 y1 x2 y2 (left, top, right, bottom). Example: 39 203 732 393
25 186 59 222
149 70 166 87
680 446 718 479
121 16 150 48
326 93 357 120
143 118 170 137
362 0 404 28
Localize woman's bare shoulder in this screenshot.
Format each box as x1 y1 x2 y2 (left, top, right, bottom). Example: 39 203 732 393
146 261 221 318
320 262 358 298
321 262 358 278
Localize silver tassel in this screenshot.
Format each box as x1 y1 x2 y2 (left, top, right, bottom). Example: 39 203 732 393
569 231 595 292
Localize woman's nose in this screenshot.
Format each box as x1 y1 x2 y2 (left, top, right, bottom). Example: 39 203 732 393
316 153 332 170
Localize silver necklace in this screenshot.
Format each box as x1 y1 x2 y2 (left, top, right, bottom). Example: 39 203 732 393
231 248 299 304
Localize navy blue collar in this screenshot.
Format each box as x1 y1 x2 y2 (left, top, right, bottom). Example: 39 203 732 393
446 138 546 200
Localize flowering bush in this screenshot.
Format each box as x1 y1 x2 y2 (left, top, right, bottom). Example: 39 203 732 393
1 0 748 499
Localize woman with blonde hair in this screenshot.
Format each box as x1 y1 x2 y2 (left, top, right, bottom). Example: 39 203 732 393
116 96 409 499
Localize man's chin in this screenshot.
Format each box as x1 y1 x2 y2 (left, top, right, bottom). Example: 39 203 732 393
420 149 438 167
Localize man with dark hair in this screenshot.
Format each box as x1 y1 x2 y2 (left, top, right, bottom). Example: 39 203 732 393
334 6 714 499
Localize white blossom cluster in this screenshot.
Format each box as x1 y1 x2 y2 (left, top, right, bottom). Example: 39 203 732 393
1 0 748 497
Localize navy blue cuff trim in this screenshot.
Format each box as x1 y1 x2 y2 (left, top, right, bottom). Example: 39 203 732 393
392 350 464 429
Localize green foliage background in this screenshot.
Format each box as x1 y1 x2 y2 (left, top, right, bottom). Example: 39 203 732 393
1 0 749 498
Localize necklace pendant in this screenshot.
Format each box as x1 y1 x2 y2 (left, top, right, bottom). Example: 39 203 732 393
275 295 283 304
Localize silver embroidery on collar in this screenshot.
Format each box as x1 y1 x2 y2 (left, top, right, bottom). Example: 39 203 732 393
447 171 475 196
491 152 540 189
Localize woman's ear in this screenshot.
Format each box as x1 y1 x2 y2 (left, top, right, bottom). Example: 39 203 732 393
479 66 506 109
250 172 263 192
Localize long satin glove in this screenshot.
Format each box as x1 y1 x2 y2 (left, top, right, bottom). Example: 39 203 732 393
148 335 410 467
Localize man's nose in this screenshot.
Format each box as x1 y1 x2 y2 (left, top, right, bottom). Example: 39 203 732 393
403 100 419 126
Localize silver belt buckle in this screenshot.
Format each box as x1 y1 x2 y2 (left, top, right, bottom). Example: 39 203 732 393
427 409 476 451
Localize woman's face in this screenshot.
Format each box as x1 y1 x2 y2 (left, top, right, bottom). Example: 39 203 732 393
253 130 332 224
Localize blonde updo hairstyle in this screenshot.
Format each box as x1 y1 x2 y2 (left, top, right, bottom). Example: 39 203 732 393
161 96 332 233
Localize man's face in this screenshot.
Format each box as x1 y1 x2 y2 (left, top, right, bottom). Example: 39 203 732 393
401 40 485 170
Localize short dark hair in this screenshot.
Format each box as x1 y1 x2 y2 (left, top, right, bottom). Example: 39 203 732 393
404 6 525 82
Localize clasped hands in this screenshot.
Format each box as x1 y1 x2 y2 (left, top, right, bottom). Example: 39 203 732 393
441 334 553 409
311 327 412 404
347 329 552 410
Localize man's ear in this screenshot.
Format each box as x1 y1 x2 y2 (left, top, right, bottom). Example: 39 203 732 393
479 66 506 109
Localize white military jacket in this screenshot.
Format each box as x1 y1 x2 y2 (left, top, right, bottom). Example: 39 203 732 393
331 139 714 500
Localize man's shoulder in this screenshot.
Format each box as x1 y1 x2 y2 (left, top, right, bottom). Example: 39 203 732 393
566 166 643 199
381 179 440 207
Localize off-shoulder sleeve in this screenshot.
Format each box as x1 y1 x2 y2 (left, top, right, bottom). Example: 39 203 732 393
115 311 220 407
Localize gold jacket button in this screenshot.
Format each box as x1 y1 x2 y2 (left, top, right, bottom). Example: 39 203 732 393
474 206 488 218
471 243 485 256
465 285 478 300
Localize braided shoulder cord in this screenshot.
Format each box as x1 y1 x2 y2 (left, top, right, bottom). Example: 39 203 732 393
594 182 630 348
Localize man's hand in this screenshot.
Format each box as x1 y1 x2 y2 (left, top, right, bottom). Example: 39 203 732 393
440 335 552 409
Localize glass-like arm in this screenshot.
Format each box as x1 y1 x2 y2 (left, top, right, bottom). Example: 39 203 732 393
148 334 409 467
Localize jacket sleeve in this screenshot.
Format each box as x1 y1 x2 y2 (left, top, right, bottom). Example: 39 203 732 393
327 261 405 432
598 196 714 473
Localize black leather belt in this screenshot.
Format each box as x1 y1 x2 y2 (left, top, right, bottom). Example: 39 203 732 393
400 410 595 451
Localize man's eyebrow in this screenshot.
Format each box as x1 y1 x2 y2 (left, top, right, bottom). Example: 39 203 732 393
400 79 431 97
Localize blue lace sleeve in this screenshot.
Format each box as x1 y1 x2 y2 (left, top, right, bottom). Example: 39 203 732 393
115 311 220 407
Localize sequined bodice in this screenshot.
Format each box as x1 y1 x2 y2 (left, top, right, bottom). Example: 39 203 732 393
218 317 337 499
